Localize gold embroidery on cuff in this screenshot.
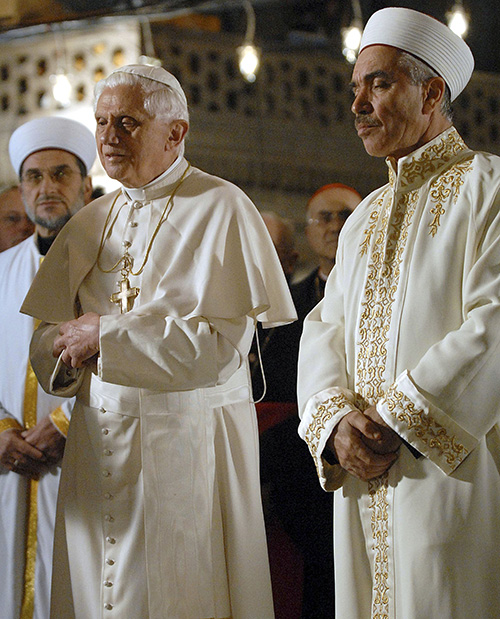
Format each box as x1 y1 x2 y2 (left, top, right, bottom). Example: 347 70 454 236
384 385 468 468
305 394 350 461
50 406 70 437
0 418 23 433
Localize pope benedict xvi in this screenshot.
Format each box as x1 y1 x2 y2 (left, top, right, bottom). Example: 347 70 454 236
22 64 296 619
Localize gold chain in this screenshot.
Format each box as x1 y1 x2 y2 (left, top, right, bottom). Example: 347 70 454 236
96 164 191 277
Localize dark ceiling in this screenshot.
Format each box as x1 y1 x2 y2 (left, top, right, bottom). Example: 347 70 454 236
1 1 498 74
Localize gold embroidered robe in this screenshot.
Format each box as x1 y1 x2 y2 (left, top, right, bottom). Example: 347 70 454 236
298 127 500 618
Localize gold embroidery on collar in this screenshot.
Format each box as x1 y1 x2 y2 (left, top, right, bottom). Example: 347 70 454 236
398 128 468 189
384 385 469 468
428 158 474 236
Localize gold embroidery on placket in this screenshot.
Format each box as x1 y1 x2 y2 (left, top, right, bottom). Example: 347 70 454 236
356 185 419 618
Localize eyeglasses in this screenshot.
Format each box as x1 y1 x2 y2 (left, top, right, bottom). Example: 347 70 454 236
307 208 352 226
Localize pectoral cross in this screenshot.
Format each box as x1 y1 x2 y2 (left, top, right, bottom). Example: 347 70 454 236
110 276 140 314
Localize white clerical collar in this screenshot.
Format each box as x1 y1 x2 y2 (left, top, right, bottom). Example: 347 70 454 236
125 155 183 201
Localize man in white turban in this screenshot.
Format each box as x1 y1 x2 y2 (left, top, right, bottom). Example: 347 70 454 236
298 7 500 618
21 64 296 618
0 116 95 619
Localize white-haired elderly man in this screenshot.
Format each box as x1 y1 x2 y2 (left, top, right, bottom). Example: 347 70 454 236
0 116 95 619
22 64 296 618
298 7 500 619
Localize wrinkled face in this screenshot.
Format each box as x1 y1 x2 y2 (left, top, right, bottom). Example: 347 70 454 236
351 45 429 159
20 149 88 237
95 83 177 188
306 187 360 264
0 186 34 251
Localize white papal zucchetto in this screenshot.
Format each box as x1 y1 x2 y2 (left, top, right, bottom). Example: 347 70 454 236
108 64 188 108
9 116 96 177
359 7 474 101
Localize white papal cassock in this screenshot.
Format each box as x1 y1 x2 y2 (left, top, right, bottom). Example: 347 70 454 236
22 157 297 619
0 236 72 619
298 127 500 619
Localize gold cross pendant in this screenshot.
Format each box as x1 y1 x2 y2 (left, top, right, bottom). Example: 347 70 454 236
110 276 140 314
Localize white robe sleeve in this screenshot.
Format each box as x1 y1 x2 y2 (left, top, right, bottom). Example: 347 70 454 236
30 322 85 397
98 313 251 392
298 250 364 491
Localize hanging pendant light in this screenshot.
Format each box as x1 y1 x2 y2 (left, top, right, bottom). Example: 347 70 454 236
237 0 260 82
446 1 470 38
341 0 363 64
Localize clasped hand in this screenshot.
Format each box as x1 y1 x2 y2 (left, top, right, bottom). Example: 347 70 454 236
328 406 402 481
0 416 65 479
53 312 101 368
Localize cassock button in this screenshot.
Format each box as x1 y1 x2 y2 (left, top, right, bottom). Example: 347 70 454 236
106 558 115 566
129 221 138 227
103 449 113 456
106 536 116 544
102 428 110 435
103 580 113 587
102 470 111 477
104 514 114 522
132 201 143 209
104 602 113 610
104 493 113 500
99 407 106 414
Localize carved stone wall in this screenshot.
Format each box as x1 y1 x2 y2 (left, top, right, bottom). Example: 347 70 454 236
0 20 140 187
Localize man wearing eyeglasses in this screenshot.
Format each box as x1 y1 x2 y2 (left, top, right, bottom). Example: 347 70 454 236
303 183 362 305
0 185 34 252
0 116 95 619
253 184 360 618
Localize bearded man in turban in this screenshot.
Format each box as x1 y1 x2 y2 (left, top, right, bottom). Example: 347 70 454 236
0 116 95 619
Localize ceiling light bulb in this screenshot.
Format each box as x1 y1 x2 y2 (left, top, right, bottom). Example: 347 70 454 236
447 4 469 38
342 22 363 64
50 72 72 107
238 43 260 82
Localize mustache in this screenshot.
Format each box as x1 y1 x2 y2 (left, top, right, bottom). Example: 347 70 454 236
354 116 382 129
36 194 64 204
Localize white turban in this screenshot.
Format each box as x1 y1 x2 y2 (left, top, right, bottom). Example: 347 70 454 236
359 7 474 101
9 116 96 176
108 64 188 108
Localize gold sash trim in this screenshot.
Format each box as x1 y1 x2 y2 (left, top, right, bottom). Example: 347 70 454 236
0 418 23 433
19 348 40 618
50 406 70 437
